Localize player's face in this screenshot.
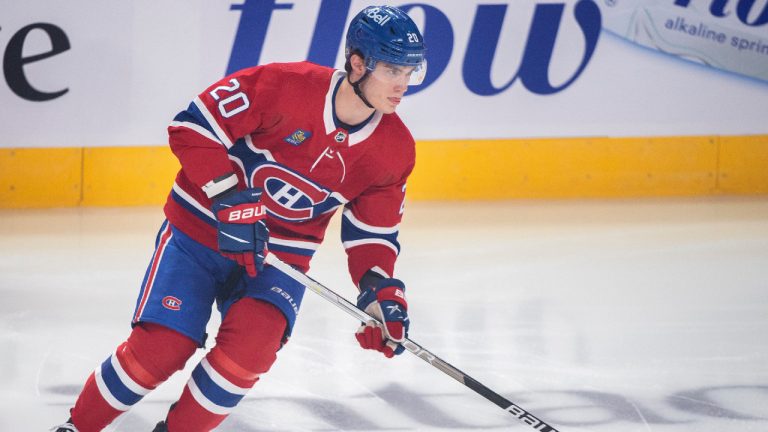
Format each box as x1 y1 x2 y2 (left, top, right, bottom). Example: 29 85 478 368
365 62 416 114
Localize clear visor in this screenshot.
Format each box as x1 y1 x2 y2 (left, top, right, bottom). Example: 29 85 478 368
369 60 428 86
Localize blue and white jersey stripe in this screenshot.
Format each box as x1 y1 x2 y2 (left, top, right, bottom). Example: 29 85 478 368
171 182 217 226
341 208 400 255
193 96 234 148
268 236 320 257
170 100 228 148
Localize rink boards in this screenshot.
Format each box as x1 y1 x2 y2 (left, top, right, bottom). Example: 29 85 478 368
1 134 767 208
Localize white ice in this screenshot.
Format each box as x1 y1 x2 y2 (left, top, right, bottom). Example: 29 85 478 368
1 198 767 431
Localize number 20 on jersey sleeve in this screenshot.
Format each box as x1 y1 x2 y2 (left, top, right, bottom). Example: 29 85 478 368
209 78 250 118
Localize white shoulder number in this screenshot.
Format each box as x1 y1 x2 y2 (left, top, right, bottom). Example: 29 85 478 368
209 78 250 118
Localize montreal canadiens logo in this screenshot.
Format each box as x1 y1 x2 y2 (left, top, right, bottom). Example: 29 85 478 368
162 296 182 311
250 164 342 221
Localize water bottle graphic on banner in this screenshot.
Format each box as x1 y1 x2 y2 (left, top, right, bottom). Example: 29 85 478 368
600 0 768 83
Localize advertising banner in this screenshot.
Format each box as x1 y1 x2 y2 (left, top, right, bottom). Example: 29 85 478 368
0 0 766 148
602 0 768 82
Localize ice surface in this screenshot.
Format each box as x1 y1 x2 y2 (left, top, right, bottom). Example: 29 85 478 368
1 198 767 431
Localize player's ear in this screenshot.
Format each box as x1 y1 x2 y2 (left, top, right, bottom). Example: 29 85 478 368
349 53 367 78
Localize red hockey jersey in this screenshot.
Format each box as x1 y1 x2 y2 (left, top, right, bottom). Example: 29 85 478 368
163 62 415 285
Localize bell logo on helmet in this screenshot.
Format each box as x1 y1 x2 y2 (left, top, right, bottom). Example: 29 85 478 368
365 7 392 26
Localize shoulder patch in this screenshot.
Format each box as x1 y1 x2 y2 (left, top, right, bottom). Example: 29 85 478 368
284 129 312 146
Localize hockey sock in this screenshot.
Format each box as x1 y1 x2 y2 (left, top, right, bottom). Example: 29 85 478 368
70 323 196 432
166 298 286 432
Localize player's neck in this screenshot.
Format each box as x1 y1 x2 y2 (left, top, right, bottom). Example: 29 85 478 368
335 78 376 127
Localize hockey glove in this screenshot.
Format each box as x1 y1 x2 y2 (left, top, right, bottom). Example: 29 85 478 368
212 188 269 277
355 278 409 358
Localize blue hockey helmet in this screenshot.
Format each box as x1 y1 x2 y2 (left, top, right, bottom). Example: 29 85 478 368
345 5 427 85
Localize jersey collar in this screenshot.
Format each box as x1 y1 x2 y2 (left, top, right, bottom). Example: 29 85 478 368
323 70 382 146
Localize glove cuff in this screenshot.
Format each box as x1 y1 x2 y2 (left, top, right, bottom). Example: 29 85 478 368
375 285 407 308
375 278 405 291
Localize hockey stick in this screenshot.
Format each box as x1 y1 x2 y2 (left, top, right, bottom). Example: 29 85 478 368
264 253 560 432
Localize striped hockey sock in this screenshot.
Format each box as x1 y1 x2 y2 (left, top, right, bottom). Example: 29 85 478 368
70 323 196 432
166 298 285 431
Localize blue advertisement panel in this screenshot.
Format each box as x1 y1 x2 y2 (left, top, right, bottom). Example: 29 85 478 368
0 0 766 147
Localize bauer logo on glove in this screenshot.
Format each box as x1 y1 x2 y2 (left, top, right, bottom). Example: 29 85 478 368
218 203 266 223
212 188 270 277
355 278 409 358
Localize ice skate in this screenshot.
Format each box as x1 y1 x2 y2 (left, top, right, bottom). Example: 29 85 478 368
50 419 78 432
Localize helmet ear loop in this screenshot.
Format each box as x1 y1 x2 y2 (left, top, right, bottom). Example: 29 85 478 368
348 70 375 109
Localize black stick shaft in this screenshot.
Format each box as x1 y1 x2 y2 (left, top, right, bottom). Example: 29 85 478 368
264 254 560 432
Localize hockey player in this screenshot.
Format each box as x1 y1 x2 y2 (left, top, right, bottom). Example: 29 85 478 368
53 4 426 432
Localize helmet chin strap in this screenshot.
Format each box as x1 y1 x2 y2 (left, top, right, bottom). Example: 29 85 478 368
348 71 375 109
